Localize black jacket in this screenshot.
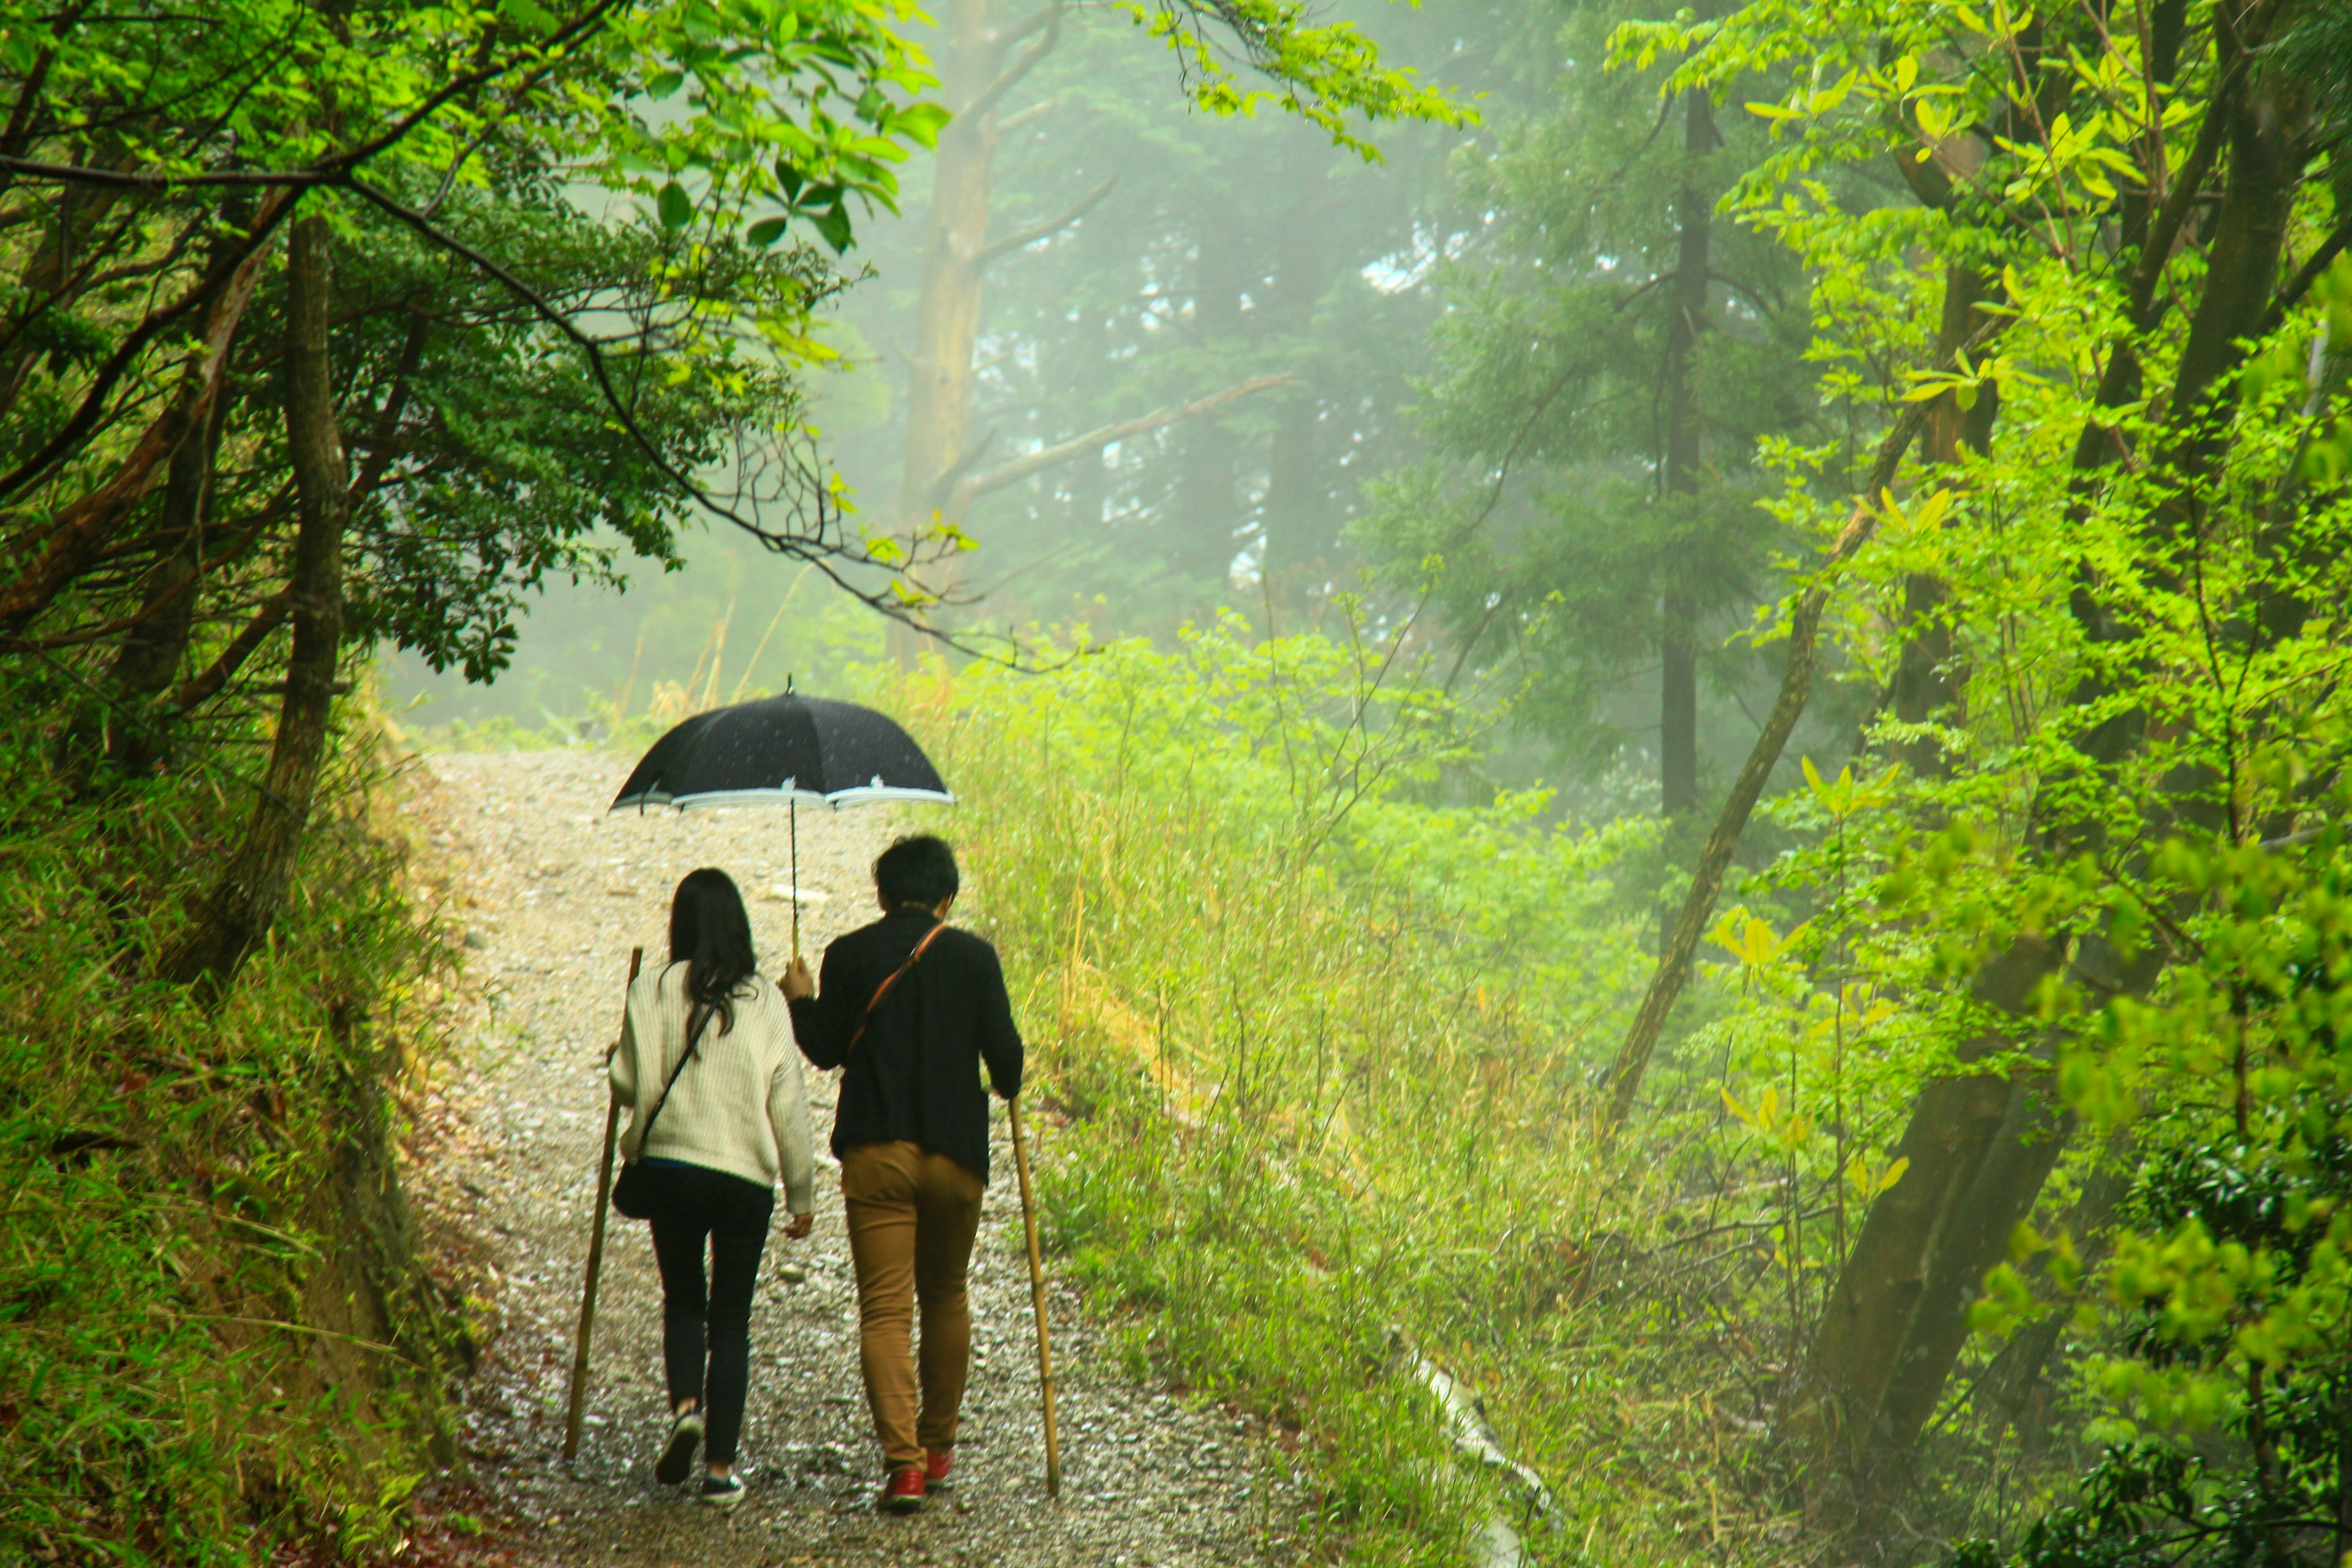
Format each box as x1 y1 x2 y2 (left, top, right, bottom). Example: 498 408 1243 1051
788 907 1024 1182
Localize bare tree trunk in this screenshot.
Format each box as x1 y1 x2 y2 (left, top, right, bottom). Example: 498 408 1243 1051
1174 224 1246 593
96 387 233 774
1263 178 1335 591
895 0 1003 544
161 213 347 996
890 0 1053 660
1657 87 1713 824
1876 1071 2071 1455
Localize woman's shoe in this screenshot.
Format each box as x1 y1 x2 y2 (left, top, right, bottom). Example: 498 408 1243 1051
878 1467 926 1514
698 1473 746 1507
654 1408 704 1485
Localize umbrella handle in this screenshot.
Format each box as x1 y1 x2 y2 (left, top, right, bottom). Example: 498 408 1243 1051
790 800 801 963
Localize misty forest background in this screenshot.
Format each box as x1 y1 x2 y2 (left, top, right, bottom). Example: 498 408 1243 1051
390 0 1837 823
7 0 2352 1564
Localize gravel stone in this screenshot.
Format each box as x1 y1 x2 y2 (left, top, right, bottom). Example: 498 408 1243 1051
409 750 1308 1565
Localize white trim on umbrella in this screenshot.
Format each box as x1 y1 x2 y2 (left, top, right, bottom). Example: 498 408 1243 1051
814 785 957 809
607 784 956 814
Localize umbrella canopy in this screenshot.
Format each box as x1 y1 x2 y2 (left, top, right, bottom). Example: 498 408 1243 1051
609 693 953 813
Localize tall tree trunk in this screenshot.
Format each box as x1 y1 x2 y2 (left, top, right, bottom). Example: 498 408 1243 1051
1173 224 1246 592
97 388 232 774
890 0 1049 660
896 0 1003 545
1891 266 1997 780
1657 87 1713 823
1263 179 1334 592
1065 305 1110 541
161 214 347 997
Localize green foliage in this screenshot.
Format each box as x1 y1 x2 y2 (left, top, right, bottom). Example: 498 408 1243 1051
1942 834 2352 1568
1561 0 2352 1550
903 619 1815 1562
0 676 466 1562
1124 0 1473 160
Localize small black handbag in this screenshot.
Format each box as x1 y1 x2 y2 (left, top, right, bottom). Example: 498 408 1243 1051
611 1003 710 1221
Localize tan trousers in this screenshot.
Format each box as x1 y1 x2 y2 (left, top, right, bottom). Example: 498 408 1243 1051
840 1140 986 1470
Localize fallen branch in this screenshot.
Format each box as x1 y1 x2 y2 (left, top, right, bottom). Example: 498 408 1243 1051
1394 1332 1556 1567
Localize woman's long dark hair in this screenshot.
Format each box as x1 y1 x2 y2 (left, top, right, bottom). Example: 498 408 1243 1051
668 867 757 1035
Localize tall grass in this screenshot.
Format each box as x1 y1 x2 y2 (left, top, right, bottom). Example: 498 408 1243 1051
900 620 1783 1564
0 681 467 1564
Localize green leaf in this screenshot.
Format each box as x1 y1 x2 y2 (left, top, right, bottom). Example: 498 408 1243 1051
894 102 951 149
646 69 685 101
747 216 790 247
658 181 695 231
810 202 853 254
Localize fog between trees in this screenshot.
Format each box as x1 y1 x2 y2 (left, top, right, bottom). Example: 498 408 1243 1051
393 0 1847 823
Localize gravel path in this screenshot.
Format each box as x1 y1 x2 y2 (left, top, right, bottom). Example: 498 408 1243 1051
402 750 1309 1567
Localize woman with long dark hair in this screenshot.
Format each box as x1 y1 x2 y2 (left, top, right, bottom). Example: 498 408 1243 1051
610 867 814 1505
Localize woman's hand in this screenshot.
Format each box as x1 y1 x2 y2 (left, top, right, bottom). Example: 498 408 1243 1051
781 957 815 1000
783 1210 814 1240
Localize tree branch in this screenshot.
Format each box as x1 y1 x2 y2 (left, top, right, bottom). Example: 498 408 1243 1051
2256 216 2352 342
951 372 1297 510
167 587 291 712
0 189 287 628
977 174 1116 267
966 0 1062 122
1605 380 1957 1125
341 176 959 633
0 188 290 513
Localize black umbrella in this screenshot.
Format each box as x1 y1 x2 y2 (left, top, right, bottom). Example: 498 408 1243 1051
609 688 954 959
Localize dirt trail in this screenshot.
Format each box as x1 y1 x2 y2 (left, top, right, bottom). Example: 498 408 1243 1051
404 750 1305 1567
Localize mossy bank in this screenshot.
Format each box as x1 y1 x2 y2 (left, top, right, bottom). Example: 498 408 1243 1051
1 702 473 1564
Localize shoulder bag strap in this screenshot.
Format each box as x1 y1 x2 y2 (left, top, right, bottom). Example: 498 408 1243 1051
846 922 949 1057
634 1000 714 1153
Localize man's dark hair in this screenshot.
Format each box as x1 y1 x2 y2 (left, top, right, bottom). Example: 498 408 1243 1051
875 834 959 909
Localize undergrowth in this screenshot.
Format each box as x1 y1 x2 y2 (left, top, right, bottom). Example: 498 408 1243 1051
0 677 469 1564
902 621 1782 1566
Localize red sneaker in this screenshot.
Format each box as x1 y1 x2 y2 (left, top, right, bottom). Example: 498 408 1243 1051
879 1467 925 1515
924 1447 954 1487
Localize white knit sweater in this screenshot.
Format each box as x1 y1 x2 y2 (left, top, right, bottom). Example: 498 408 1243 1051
609 963 815 1215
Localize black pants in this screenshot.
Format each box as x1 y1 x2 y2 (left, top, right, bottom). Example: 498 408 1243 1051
644 1163 775 1466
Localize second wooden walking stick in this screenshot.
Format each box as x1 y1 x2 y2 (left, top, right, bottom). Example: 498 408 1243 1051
1008 1096 1062 1498
564 945 643 1463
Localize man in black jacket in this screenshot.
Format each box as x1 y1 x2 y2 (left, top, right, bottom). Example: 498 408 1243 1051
782 834 1023 1514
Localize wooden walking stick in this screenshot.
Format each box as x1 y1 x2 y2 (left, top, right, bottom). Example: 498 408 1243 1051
564 945 643 1463
1008 1097 1061 1498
